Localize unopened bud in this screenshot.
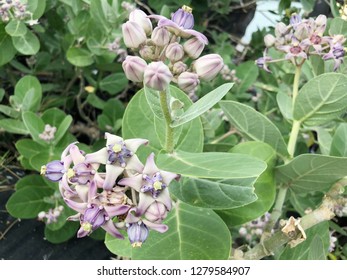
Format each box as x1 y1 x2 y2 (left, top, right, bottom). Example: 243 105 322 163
129 9 152 35
122 55 147 82
193 54 224 81
177 72 200 93
183 37 205 59
122 21 147 48
275 22 288 37
151 27 170 47
144 61 173 91
264 34 276 47
139 45 156 60
165 42 184 62
144 202 168 223
172 61 187 75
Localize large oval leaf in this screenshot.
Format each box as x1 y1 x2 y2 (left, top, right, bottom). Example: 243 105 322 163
293 73 347 126
169 177 257 209
6 186 54 218
14 75 42 112
122 85 204 160
106 202 231 260
219 100 289 158
215 142 276 226
330 123 347 157
12 31 40 55
276 154 347 193
157 150 267 180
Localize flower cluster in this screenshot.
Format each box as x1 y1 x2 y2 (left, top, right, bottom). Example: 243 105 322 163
40 133 179 247
121 6 224 94
238 213 271 246
256 14 346 71
39 124 57 142
38 206 64 224
0 0 31 22
108 37 128 62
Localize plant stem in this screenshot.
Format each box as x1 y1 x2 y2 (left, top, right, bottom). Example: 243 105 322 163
265 186 288 232
287 65 302 159
159 90 174 153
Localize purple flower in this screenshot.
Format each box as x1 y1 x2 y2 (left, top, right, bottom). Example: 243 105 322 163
85 133 148 190
277 36 309 60
255 49 272 72
118 153 179 216
323 43 345 71
40 160 65 182
149 6 208 45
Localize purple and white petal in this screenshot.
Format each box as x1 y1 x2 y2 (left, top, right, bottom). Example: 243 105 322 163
143 220 168 233
143 153 159 175
105 133 123 146
64 198 87 214
102 220 124 239
155 188 172 211
104 204 131 217
124 138 148 153
85 148 108 164
103 165 123 190
126 155 144 173
136 192 155 216
69 145 85 165
118 174 143 192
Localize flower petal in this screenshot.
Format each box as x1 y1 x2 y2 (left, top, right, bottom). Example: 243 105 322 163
75 184 89 202
64 198 87 213
85 148 108 164
102 220 124 239
69 145 85 165
77 227 89 238
103 165 123 190
104 204 131 217
143 153 159 175
88 180 98 201
156 188 172 211
161 170 179 186
124 138 149 152
118 174 143 192
143 220 168 233
105 133 123 146
126 155 144 173
136 192 155 216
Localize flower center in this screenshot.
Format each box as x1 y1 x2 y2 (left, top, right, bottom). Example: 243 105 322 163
290 46 302 54
40 165 47 175
310 34 322 45
67 168 75 179
141 172 167 198
112 143 122 153
81 222 92 232
182 5 192 13
153 181 163 190
107 142 133 167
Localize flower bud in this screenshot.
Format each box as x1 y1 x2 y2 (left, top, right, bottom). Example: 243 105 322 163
183 37 205 59
275 22 288 37
151 27 170 47
129 9 152 35
144 202 168 223
144 61 173 91
122 55 147 82
40 160 64 182
127 221 149 247
193 54 224 81
264 34 275 47
171 5 194 29
165 42 184 62
139 45 156 60
177 72 200 93
172 61 187 75
122 21 147 48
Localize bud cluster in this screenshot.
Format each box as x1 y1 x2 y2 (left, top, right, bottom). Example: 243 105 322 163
238 213 271 246
38 206 64 224
0 0 31 22
39 124 57 142
40 133 179 247
108 37 128 62
121 6 224 94
256 14 346 71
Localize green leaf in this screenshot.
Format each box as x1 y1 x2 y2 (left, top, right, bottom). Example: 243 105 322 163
158 150 266 180
12 31 40 55
15 139 44 159
215 141 276 226
235 61 258 94
99 73 128 95
44 222 79 244
171 83 233 127
66 47 94 67
97 99 124 132
330 0 340 18
144 86 165 120
41 108 67 127
105 230 132 258
6 186 54 218
0 105 20 118
301 0 315 12
330 123 347 157
5 20 27 37
54 115 73 144
314 127 332 155
276 154 347 193
276 87 292 120
0 25 16 66
87 93 106 109
22 111 46 144
15 174 55 190
293 73 347 126
0 119 28 134
14 75 42 112
28 0 46 19
329 17 347 37
30 150 61 171
170 177 257 209
46 206 76 231
220 100 289 157
279 222 330 260
132 202 231 260
122 85 204 161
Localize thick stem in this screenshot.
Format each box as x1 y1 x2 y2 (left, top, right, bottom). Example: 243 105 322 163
159 90 174 153
265 186 288 232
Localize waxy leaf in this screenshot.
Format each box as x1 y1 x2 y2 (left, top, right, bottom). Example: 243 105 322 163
330 123 347 157
122 85 204 160
99 73 128 95
171 83 233 127
170 177 257 209
14 75 42 112
12 31 40 55
157 150 267 180
144 86 165 120
22 111 46 145
276 154 347 193
66 47 94 67
133 202 231 259
219 101 289 157
45 222 79 244
293 73 347 126
5 20 27 37
6 186 54 219
215 142 276 226
0 25 16 66
0 119 28 134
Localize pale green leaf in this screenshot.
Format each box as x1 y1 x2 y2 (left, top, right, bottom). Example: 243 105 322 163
330 123 347 157
66 47 94 67
276 154 347 193
220 100 289 157
0 119 28 134
293 73 347 126
99 73 128 95
5 20 27 37
171 83 233 127
12 31 40 55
